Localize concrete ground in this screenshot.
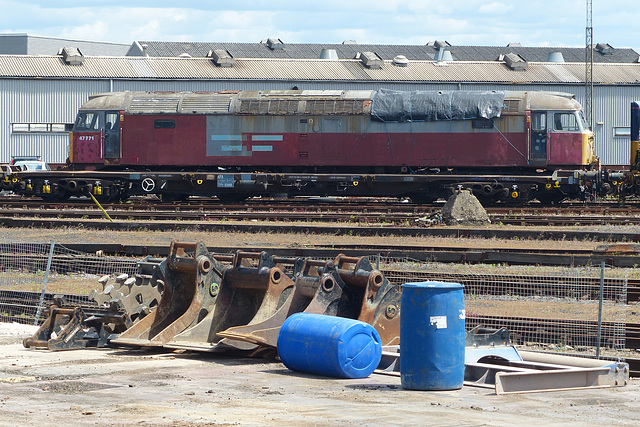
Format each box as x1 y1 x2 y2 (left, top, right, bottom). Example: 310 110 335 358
0 323 638 426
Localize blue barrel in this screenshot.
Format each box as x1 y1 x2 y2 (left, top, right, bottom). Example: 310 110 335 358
277 313 382 379
400 281 465 390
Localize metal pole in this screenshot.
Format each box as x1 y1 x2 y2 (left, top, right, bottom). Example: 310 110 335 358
34 242 55 325
376 253 380 270
596 261 605 359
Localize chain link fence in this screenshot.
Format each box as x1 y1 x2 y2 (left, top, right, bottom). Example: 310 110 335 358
0 244 633 360
0 242 139 325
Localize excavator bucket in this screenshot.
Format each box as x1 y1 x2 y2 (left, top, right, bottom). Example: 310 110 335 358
110 241 225 347
166 251 296 352
218 254 401 347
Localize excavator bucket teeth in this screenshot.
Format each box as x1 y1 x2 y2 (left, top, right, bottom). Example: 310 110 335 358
111 240 224 348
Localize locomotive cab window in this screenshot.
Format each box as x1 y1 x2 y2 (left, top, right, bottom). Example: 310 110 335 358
73 112 100 131
155 119 175 129
553 113 580 132
532 112 546 131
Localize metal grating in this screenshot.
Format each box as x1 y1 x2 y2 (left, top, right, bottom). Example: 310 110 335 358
180 96 231 113
129 97 180 113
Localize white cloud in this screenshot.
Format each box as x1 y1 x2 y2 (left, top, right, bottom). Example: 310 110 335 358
0 1 636 51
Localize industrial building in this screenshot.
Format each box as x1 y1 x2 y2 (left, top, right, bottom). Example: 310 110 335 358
0 34 639 166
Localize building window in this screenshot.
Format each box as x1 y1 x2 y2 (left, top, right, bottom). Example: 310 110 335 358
11 123 73 133
613 127 631 137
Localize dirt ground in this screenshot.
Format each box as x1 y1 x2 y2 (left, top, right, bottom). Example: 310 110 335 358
0 323 638 427
2 225 640 425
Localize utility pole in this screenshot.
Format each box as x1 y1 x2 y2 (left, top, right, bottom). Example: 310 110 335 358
585 0 594 130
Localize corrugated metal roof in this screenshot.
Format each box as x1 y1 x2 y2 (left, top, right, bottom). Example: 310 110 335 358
134 40 640 64
1 55 640 84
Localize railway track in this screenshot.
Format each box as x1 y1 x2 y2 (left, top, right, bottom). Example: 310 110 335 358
4 196 640 227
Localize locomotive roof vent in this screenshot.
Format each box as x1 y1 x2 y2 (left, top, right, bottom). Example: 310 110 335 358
265 38 285 50
208 49 236 67
319 48 339 60
392 55 409 67
546 52 565 63
342 40 357 44
357 51 383 69
503 52 528 70
58 47 84 65
506 42 522 47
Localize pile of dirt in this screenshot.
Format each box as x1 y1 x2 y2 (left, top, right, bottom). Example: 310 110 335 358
441 190 490 225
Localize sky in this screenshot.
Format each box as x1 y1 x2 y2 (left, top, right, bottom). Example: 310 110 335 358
0 1 637 52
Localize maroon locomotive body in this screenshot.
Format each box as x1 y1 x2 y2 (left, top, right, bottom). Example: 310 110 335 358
70 89 594 173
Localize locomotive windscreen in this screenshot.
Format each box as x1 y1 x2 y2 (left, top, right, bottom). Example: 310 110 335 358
371 89 506 122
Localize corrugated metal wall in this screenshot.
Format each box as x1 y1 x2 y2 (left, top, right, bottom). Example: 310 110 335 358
1 78 637 166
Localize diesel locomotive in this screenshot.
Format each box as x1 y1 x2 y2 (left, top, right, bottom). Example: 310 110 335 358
3 89 599 203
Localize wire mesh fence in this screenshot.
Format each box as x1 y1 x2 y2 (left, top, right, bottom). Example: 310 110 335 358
0 242 139 325
379 257 630 359
0 243 633 360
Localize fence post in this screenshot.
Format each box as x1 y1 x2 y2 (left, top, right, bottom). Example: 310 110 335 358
34 242 55 325
596 261 605 359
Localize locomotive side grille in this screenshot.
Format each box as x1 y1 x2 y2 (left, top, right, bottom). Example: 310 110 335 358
238 98 366 115
130 98 180 113
305 99 363 115
503 99 520 113
180 96 231 113
239 99 300 115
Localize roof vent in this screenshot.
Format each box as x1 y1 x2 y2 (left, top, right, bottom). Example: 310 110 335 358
319 48 338 60
504 52 528 70
266 38 285 50
178 53 191 58
434 40 451 49
342 40 357 44
434 48 453 62
506 42 522 47
546 52 565 63
58 47 83 65
392 55 409 67
358 51 383 69
596 43 614 55
208 49 236 67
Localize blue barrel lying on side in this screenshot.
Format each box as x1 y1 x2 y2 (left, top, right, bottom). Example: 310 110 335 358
277 313 382 379
400 281 465 391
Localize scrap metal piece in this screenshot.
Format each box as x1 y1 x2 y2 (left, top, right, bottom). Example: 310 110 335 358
466 326 511 347
494 350 630 394
110 241 225 347
23 299 131 351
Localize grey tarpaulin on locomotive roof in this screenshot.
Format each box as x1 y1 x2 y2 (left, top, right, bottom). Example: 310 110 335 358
370 89 506 123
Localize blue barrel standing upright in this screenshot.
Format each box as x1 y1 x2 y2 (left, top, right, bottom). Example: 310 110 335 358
400 281 465 390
